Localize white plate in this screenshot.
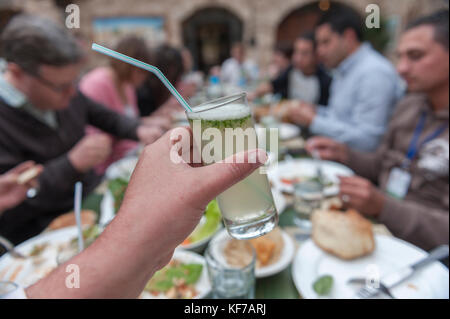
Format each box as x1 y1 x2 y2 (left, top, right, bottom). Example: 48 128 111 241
292 235 449 299
272 188 287 214
0 227 80 287
105 156 139 180
100 190 116 226
141 249 211 299
268 158 354 197
279 123 301 140
212 228 295 278
255 123 300 141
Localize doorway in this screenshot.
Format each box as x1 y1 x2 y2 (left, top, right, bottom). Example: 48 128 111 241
182 7 243 74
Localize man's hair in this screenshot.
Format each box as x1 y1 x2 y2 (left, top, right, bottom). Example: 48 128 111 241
406 10 449 51
274 42 293 59
297 31 316 50
0 14 84 74
317 4 364 42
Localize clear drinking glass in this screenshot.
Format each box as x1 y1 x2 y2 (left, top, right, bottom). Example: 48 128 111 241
205 237 256 299
293 179 324 230
186 93 278 240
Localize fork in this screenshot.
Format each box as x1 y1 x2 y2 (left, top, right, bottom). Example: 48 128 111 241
355 283 395 299
0 236 26 259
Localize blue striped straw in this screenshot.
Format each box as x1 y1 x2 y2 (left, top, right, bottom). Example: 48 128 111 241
92 43 192 112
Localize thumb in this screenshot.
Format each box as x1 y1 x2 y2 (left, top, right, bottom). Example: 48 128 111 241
197 149 268 200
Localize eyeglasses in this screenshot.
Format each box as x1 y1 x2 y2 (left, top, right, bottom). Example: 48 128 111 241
27 71 78 94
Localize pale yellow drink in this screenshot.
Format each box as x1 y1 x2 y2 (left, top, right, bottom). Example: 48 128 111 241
187 93 278 239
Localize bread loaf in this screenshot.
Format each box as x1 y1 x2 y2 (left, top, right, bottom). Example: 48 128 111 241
311 209 375 260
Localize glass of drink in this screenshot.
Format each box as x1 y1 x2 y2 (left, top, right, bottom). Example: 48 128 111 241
186 92 278 240
293 180 324 230
205 236 255 299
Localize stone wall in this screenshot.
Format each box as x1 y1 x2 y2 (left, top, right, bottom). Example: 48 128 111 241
6 0 448 70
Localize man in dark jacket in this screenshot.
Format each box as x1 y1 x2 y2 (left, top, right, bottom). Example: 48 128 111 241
0 15 163 244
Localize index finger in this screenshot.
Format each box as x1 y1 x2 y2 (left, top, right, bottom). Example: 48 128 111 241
8 161 36 175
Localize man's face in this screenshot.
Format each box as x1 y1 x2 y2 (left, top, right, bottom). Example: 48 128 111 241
232 46 245 64
292 38 316 75
396 25 449 93
25 63 81 110
315 24 348 69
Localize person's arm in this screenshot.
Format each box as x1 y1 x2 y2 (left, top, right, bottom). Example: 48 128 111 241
379 196 449 251
75 91 140 141
25 128 267 298
306 131 391 184
310 69 398 151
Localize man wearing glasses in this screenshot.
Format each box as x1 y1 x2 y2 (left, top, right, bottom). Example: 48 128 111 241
0 15 164 245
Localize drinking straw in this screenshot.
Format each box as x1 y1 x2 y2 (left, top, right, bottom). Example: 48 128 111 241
74 181 84 252
92 43 192 112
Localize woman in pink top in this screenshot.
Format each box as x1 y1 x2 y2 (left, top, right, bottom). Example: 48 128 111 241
80 36 167 175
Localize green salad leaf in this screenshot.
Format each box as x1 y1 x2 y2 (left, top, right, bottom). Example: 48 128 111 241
188 200 221 243
313 275 334 296
145 263 203 293
108 177 128 213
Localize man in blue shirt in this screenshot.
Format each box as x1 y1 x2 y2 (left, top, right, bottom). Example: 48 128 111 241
288 5 403 151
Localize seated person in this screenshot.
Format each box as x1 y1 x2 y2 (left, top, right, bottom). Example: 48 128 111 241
265 42 293 81
80 36 170 175
288 4 403 151
306 10 449 251
220 42 259 87
137 44 195 117
0 15 163 244
250 33 331 106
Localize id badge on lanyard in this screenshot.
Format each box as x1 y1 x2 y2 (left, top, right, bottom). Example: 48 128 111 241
386 112 448 200
386 167 412 199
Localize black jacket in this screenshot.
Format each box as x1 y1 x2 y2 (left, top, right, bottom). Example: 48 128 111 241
271 65 332 106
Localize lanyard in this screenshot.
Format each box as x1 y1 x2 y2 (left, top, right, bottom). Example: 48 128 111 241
403 111 448 168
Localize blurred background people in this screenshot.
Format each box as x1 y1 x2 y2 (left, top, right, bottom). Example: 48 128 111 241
79 36 170 175
306 10 449 251
266 42 293 81
137 44 196 117
288 5 403 151
250 33 331 106
181 47 204 92
0 15 163 244
220 42 259 87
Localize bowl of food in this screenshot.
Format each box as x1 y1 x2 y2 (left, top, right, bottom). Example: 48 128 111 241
179 200 222 253
214 226 296 278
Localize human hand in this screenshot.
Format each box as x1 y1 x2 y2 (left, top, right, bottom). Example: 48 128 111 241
118 127 268 270
338 176 385 218
68 134 112 173
287 101 316 126
0 161 43 212
306 136 349 163
25 128 267 299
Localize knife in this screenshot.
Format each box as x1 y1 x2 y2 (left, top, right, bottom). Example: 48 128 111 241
352 245 449 299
